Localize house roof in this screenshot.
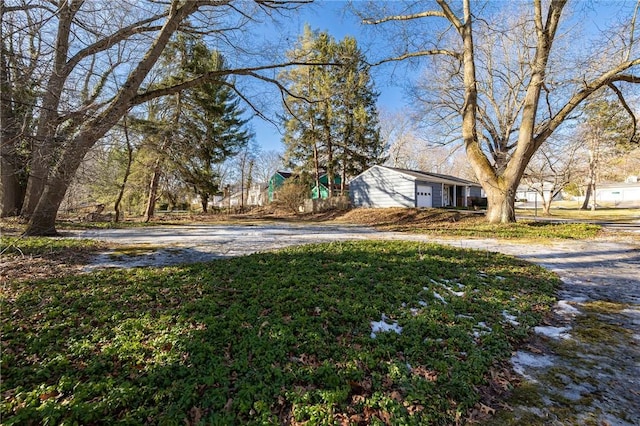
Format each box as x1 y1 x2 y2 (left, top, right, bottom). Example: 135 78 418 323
275 171 293 179
378 166 482 187
598 181 640 189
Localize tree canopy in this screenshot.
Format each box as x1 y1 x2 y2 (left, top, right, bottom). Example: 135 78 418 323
281 25 385 197
0 0 312 235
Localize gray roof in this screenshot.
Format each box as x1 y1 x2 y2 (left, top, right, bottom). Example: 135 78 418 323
383 166 481 187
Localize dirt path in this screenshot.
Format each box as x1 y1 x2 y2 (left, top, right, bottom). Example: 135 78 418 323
76 224 640 425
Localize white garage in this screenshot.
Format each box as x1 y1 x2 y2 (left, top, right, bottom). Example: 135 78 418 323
416 184 433 208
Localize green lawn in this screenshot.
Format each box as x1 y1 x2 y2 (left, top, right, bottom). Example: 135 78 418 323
1 241 559 425
516 206 640 222
0 235 102 256
386 220 602 240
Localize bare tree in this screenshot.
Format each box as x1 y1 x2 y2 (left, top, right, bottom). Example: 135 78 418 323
0 2 45 216
361 0 640 223
522 138 582 215
253 149 284 185
2 0 315 235
380 108 421 169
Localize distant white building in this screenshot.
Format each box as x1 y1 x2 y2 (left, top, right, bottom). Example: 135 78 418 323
214 184 267 209
595 177 640 207
516 182 562 203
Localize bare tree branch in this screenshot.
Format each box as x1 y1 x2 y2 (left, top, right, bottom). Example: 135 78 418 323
607 82 638 144
363 10 446 25
436 0 462 32
66 18 165 73
368 49 461 67
131 61 338 105
534 59 640 148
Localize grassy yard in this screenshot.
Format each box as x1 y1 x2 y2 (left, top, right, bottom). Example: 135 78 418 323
516 207 640 222
1 240 560 425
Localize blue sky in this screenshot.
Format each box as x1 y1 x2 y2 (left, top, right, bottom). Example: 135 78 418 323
248 0 637 153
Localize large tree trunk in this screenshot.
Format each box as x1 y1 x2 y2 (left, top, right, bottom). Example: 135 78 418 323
20 1 79 219
542 194 552 216
23 141 89 235
485 184 517 223
0 155 24 217
580 184 591 210
201 194 209 213
23 186 64 236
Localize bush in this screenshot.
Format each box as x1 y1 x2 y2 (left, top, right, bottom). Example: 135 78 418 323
274 180 309 214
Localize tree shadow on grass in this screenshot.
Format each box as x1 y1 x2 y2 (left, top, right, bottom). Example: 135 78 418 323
1 241 559 425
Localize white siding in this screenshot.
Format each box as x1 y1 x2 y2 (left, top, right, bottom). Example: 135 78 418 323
596 186 640 203
350 166 416 208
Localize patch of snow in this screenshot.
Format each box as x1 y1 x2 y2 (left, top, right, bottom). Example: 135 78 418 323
560 276 583 285
430 279 465 296
502 310 520 326
556 300 580 316
441 284 465 297
433 291 447 304
418 300 428 307
563 382 597 402
511 351 554 380
476 321 492 330
534 325 572 339
370 313 403 338
561 295 589 303
456 314 475 320
473 322 492 338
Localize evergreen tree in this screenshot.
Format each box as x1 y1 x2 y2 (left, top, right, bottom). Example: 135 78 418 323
281 27 384 198
168 37 251 212
333 37 385 192
281 26 326 195
138 35 250 214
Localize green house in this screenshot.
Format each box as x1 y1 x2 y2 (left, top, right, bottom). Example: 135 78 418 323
268 171 293 202
311 173 343 199
268 171 342 202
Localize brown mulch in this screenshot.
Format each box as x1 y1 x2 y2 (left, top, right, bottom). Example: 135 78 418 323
1 246 109 284
333 207 487 230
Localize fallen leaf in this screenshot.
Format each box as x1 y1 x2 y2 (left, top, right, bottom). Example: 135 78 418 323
39 392 59 401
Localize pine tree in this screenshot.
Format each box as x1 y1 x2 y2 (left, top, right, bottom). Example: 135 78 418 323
144 35 250 214
281 27 384 198
332 37 385 193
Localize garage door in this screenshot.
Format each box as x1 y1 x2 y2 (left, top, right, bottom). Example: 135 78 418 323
416 184 432 208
